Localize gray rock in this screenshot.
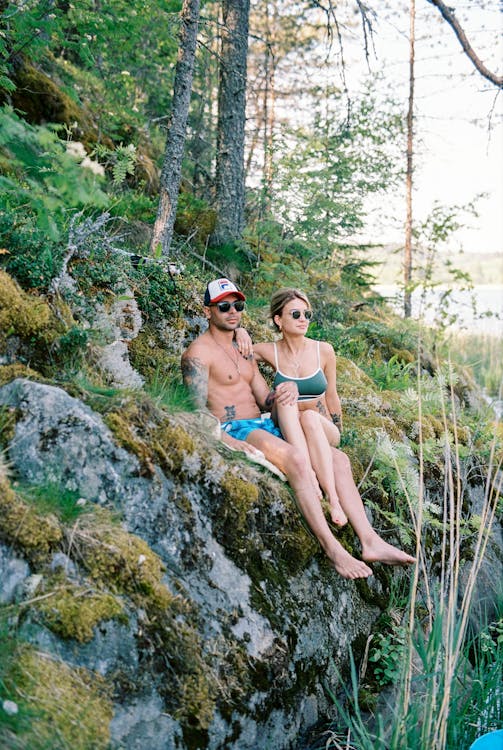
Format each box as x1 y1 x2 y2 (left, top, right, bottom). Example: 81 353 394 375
0 378 150 507
0 543 30 603
110 691 183 750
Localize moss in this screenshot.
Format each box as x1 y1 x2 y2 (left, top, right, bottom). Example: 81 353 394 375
219 471 260 534
0 270 52 339
0 477 62 562
34 581 124 643
1 644 113 749
67 509 174 611
151 420 197 475
9 59 103 149
0 363 42 386
104 398 199 477
128 325 178 382
104 410 156 477
0 405 19 449
174 671 216 732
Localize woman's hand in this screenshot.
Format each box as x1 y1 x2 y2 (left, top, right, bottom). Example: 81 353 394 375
234 327 253 358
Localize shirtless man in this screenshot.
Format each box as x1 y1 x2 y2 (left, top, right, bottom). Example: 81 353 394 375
181 278 415 579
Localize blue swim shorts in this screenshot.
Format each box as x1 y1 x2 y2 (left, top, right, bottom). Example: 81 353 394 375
221 416 282 442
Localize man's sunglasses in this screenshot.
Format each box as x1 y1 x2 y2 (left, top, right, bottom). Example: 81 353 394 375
288 309 313 320
212 300 246 313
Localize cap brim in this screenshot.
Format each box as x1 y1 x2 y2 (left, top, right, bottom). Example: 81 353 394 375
210 290 246 303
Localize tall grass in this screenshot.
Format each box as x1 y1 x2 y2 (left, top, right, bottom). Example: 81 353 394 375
443 330 502 399
144 366 196 413
322 360 503 750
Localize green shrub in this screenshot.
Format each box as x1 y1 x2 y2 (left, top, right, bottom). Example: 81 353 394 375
0 200 63 290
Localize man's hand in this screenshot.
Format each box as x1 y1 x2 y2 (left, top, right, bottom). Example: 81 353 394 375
222 432 263 457
234 327 253 358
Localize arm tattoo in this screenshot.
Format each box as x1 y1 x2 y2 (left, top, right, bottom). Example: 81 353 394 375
316 399 327 417
181 356 208 409
331 413 341 425
265 390 275 409
224 405 236 420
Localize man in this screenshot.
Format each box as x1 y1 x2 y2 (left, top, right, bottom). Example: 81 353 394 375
181 278 415 579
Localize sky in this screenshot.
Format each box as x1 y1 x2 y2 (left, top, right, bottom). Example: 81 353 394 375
345 1 503 256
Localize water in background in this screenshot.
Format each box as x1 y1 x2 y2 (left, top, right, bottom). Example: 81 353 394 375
373 284 503 335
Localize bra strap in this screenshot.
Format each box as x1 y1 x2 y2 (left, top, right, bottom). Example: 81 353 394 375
317 340 321 368
273 342 279 371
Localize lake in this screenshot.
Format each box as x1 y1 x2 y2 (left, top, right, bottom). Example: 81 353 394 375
373 284 503 335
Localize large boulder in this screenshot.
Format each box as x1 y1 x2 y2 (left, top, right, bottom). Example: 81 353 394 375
0 378 387 748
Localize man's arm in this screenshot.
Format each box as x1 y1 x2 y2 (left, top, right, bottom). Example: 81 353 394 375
249 359 299 412
181 351 209 409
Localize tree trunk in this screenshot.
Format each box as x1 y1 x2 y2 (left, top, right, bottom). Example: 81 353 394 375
150 0 201 257
261 1 277 218
404 0 415 319
212 0 251 246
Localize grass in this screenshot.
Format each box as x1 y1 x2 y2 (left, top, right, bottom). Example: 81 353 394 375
316 361 503 750
17 483 91 523
442 330 503 398
144 367 196 413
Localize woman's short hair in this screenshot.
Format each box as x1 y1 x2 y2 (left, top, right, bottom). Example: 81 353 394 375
270 288 311 331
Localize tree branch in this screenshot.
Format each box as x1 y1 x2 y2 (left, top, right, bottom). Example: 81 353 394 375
426 0 503 88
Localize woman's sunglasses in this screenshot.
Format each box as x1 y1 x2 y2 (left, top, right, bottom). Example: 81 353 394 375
288 309 313 320
213 300 246 313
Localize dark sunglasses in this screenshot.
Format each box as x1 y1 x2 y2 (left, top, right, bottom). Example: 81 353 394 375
288 309 313 320
212 300 246 313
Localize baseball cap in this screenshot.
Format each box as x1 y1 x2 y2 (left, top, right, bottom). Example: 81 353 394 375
204 278 246 305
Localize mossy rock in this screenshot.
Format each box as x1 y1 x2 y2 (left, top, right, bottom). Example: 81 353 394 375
0 270 53 340
151 420 197 476
104 410 157 477
0 363 42 387
34 580 124 643
66 510 173 611
8 58 110 150
128 325 178 382
0 643 113 749
0 477 62 562
104 397 198 478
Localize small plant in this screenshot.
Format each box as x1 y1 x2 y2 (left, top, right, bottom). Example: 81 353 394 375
19 483 90 523
368 625 407 688
365 354 416 391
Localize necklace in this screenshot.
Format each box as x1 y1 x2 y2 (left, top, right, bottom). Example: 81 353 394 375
281 340 305 373
209 332 241 379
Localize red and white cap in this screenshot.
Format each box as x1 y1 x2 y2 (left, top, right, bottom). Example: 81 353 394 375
204 278 246 305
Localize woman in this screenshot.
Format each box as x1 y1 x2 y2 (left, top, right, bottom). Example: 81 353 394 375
236 288 347 526
236 287 415 568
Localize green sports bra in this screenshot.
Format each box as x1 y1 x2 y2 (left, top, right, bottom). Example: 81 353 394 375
272 341 328 402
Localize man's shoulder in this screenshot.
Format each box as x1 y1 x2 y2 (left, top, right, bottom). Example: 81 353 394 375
183 333 212 363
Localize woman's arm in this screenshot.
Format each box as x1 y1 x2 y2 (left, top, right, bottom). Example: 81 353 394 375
234 329 275 366
321 342 343 432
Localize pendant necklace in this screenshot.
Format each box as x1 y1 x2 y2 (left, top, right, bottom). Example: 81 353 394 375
283 340 305 374
210 332 241 379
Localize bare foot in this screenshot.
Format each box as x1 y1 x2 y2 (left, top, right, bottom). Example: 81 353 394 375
330 498 348 527
361 534 416 566
327 541 373 579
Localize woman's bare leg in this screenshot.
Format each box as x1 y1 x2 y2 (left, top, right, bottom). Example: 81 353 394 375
319 414 341 447
299 411 347 526
330 448 416 565
274 402 322 500
276 403 347 526
245 430 372 579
